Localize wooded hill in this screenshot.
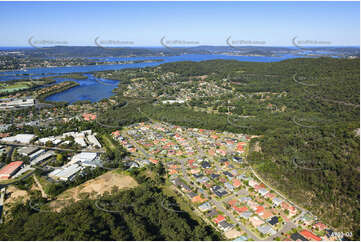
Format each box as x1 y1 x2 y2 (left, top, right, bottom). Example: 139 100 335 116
97 57 359 239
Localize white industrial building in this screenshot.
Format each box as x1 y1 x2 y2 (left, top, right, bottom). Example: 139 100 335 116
74 137 87 147
30 151 55 166
1 134 36 144
48 151 99 181
82 159 102 168
29 149 45 160
86 134 101 148
62 130 98 148
62 132 77 138
37 136 63 145
36 130 101 148
49 163 83 181
161 99 185 104
0 98 35 109
18 146 39 156
69 152 97 165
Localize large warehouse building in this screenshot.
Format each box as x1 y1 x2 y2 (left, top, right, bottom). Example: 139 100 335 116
0 161 24 179
1 134 36 144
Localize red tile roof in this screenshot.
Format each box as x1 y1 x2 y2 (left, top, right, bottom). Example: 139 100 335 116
192 195 206 203
213 215 225 224
82 113 96 121
314 222 327 230
228 200 237 206
205 169 213 175
266 192 276 199
112 130 121 137
234 206 248 213
255 183 266 190
261 210 273 220
232 178 241 188
169 169 177 175
256 206 265 214
281 201 291 210
0 161 23 176
149 158 158 164
300 230 322 241
0 133 10 138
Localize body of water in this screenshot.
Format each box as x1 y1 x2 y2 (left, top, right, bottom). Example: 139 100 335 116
45 74 119 103
1 53 302 103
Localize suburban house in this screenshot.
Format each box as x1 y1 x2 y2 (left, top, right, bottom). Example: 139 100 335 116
213 215 226 224
299 230 322 241
198 202 211 212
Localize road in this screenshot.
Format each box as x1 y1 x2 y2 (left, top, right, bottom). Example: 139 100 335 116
248 165 307 219
147 121 260 240
247 163 340 239
11 165 34 179
122 132 152 159
0 188 5 206
0 187 5 224
171 123 261 239
267 221 297 240
213 198 260 240
120 118 311 240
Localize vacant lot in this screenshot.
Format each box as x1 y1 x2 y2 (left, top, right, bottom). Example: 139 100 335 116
49 170 138 211
224 229 243 239
4 185 29 205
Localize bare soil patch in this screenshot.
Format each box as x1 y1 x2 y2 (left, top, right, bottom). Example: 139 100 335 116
49 170 138 211
224 229 243 239
4 185 29 204
253 141 262 153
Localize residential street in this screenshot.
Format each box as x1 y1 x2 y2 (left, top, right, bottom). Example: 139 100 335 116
115 120 329 241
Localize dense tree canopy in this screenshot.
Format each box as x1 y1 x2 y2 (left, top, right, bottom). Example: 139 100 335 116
97 57 360 239
0 181 222 241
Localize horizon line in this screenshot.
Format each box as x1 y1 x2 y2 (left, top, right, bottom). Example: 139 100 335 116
1 45 360 48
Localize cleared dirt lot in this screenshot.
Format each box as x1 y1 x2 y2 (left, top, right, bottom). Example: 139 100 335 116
224 229 243 239
50 170 138 211
4 185 29 204
3 185 30 218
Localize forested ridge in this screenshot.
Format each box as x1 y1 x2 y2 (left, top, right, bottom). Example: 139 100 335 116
96 57 360 239
0 178 222 241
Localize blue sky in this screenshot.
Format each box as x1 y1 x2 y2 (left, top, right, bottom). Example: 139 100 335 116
0 1 359 47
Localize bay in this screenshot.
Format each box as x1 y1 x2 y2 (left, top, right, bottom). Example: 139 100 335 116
0 53 302 103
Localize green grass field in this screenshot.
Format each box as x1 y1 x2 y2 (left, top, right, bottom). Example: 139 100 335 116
0 82 30 93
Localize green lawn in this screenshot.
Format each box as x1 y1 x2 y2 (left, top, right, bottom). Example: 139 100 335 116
0 83 29 93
